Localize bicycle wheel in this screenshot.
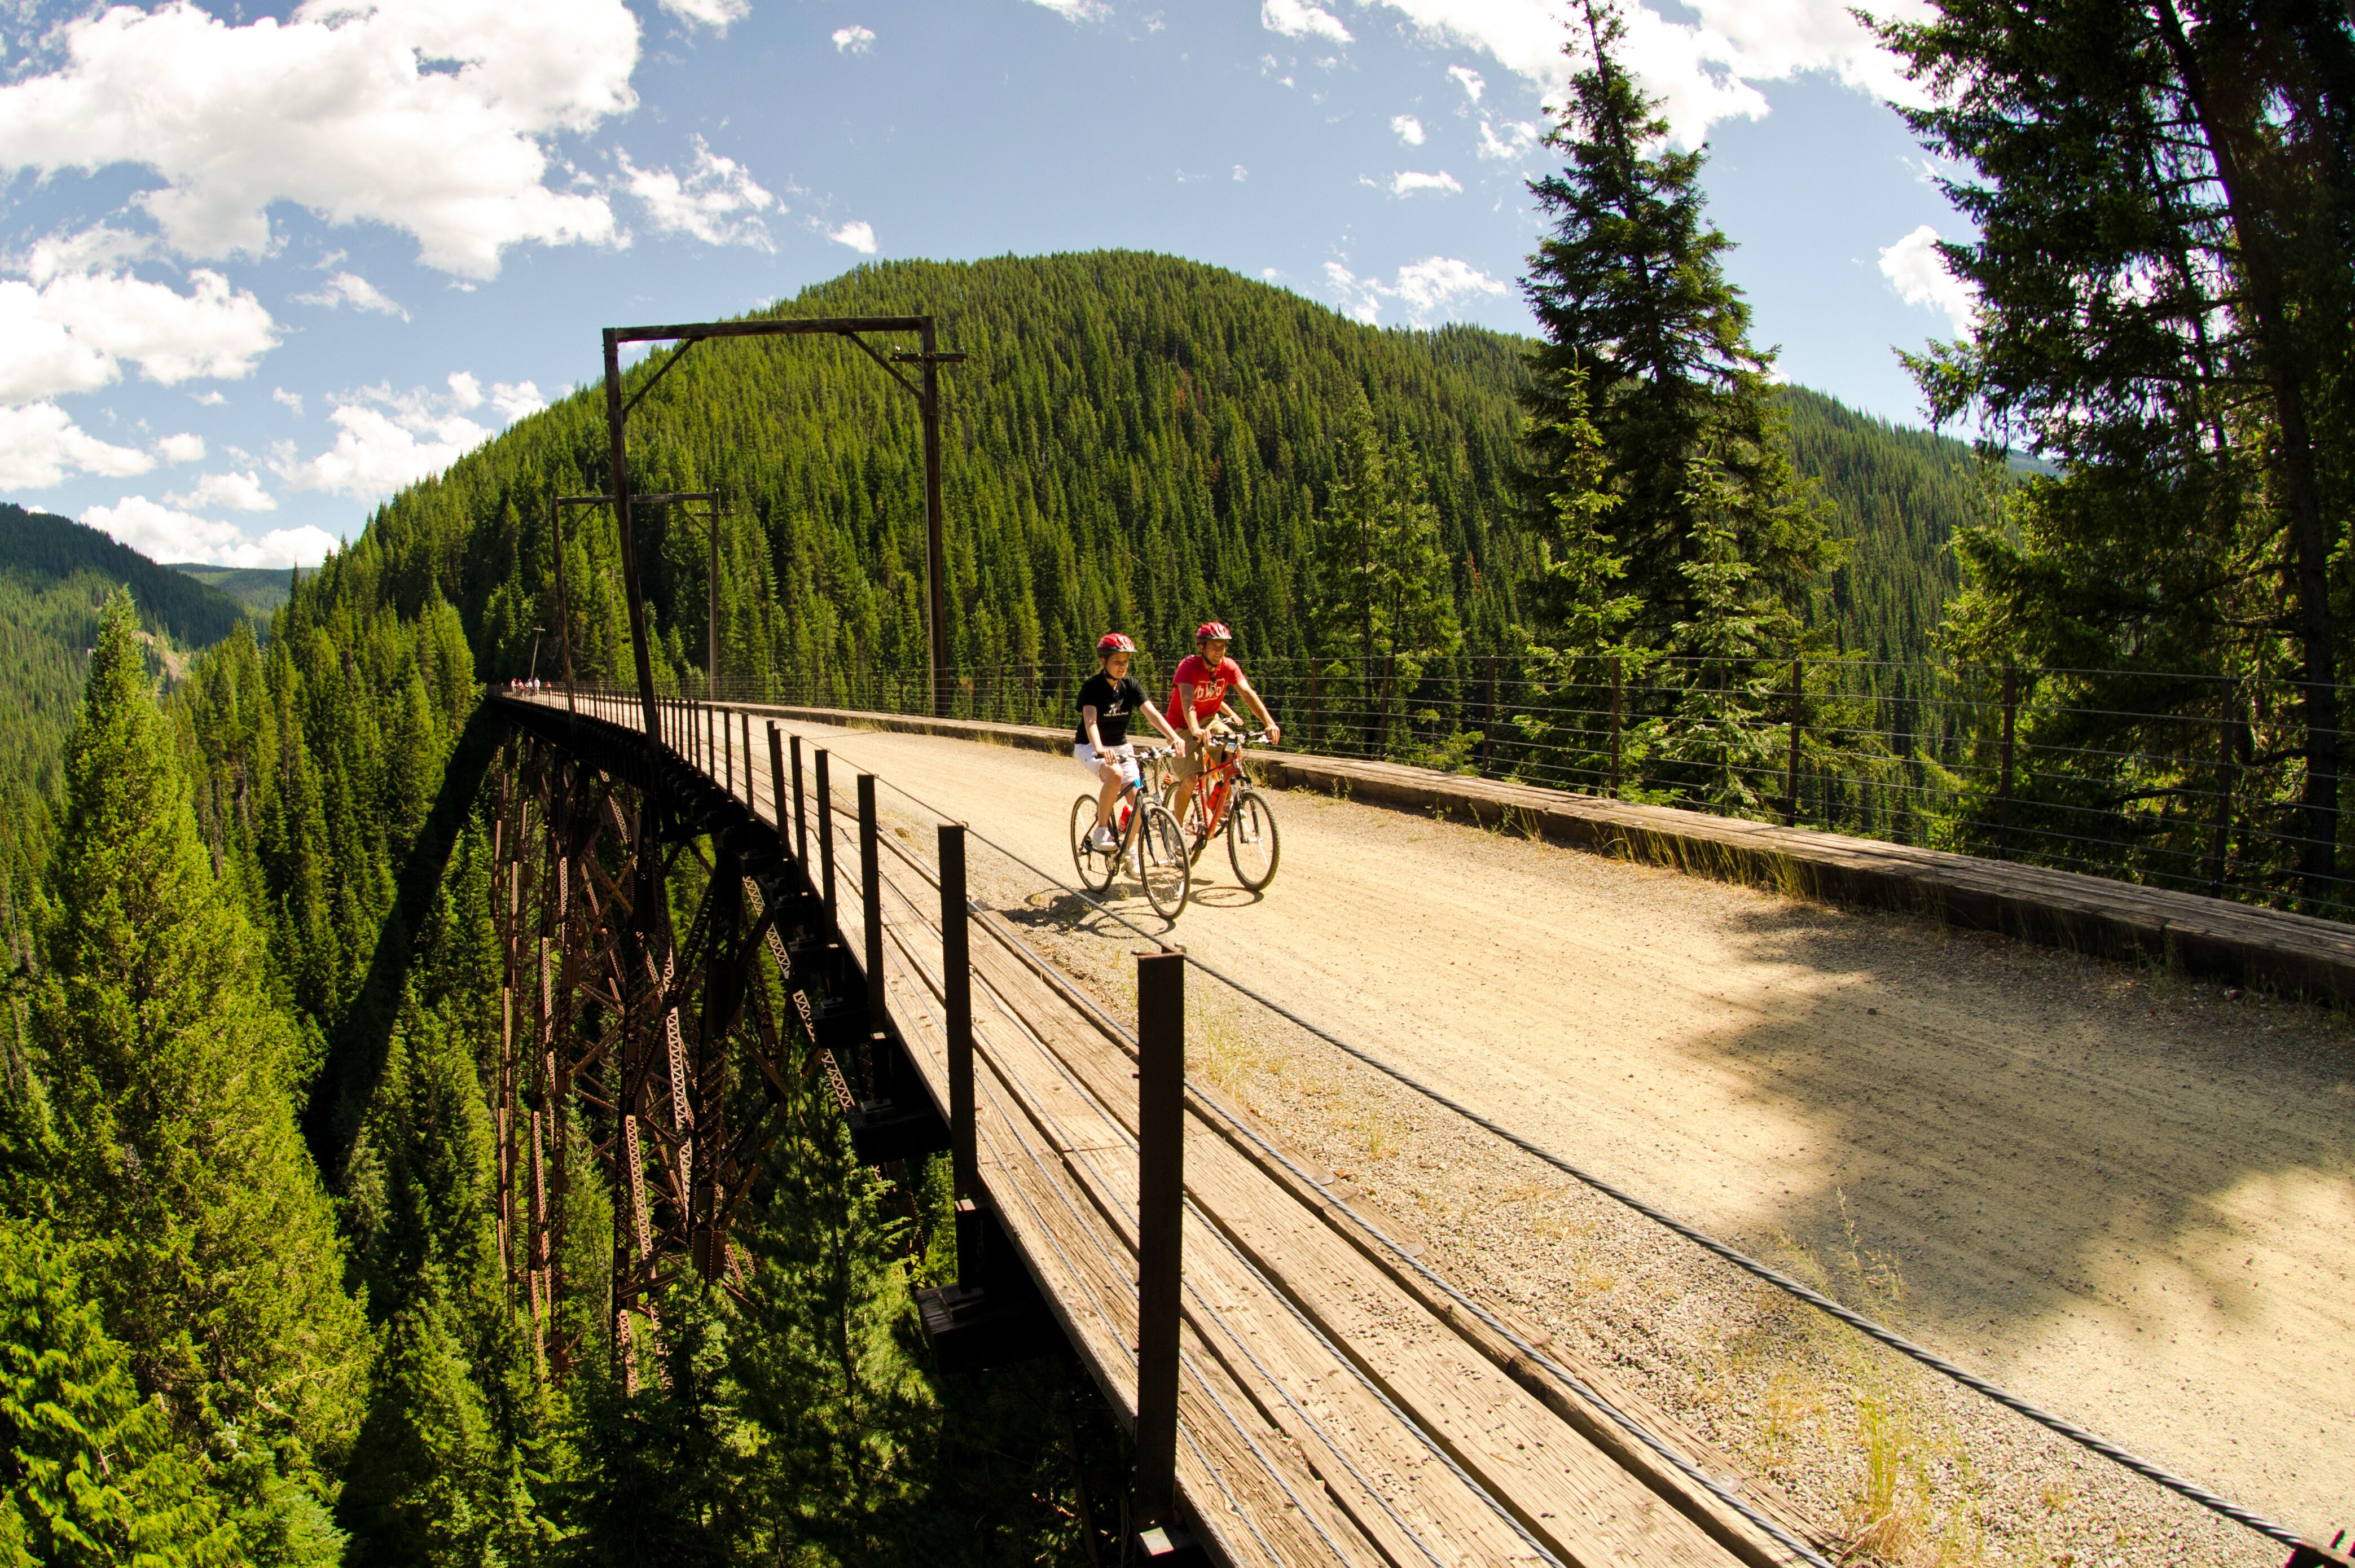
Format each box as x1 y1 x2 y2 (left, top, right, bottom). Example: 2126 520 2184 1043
1134 800 1193 923
1070 793 1116 893
1227 788 1281 890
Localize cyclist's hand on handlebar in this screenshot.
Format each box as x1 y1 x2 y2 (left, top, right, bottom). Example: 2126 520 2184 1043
1263 723 1281 746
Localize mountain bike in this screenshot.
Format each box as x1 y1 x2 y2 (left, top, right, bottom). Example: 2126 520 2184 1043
1169 729 1281 892
1067 746 1192 923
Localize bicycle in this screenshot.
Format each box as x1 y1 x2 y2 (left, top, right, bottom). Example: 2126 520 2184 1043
1067 746 1192 923
1165 728 1281 893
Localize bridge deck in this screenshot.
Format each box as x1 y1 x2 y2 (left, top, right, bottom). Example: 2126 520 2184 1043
534 689 1821 1568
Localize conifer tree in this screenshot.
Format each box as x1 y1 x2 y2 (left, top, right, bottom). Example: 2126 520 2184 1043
0 1214 232 1567
1881 0 2355 899
1648 457 1799 812
1521 0 1833 644
32 593 368 1554
1311 393 1463 754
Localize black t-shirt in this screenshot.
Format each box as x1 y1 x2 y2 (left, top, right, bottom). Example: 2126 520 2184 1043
1075 672 1148 746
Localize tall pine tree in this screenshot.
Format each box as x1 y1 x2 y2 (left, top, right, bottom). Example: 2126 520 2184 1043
1882 0 2355 902
32 593 368 1560
1521 0 1834 648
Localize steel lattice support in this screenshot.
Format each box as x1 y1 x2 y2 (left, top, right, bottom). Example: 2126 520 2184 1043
489 718 829 1390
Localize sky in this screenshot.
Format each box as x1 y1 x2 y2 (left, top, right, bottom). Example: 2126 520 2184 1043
0 0 1979 569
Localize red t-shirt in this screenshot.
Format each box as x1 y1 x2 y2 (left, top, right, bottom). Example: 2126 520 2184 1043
1169 655 1244 728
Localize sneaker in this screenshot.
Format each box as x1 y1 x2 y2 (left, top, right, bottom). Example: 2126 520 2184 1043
1089 825 1119 853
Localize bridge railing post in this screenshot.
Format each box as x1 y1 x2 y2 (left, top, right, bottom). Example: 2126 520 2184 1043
816 750 836 931
1133 946 1185 1540
741 711 752 806
791 735 808 867
940 824 981 1285
858 774 888 1099
766 722 785 833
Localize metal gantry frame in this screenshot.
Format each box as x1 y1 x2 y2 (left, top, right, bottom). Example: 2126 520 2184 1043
550 490 723 713
600 317 964 736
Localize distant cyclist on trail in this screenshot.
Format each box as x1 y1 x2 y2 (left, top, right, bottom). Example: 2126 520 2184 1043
1075 633 1182 852
1164 621 1280 829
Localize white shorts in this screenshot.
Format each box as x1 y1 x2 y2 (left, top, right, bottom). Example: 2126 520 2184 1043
1075 741 1139 787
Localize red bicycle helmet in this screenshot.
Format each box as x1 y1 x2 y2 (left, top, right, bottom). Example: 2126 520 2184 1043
1196 621 1233 642
1096 631 1137 655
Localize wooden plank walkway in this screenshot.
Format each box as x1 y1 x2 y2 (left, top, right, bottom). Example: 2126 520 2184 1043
741 702 2355 1007
534 689 1827 1568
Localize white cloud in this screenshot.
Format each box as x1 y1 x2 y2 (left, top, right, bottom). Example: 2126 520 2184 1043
0 402 155 489
273 370 539 499
1879 224 1975 333
156 433 206 464
1392 113 1426 144
1326 255 1507 325
0 236 279 404
1448 65 1485 101
1024 0 1109 17
192 390 227 407
832 25 876 52
1394 256 1510 313
84 494 333 567
491 381 546 421
620 137 777 249
1390 169 1463 195
829 220 878 254
0 0 638 279
659 0 749 30
1262 0 1351 42
273 388 305 416
1365 0 1932 145
293 271 407 319
165 469 276 512
1477 118 1540 159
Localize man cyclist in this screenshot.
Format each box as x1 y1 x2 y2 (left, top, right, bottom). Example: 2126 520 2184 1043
1075 633 1181 852
1163 621 1280 829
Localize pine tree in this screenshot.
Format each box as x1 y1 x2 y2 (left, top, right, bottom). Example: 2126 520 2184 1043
0 1214 232 1567
1521 0 1834 645
1881 0 2355 901
32 592 368 1553
1310 393 1464 755
1647 458 1799 813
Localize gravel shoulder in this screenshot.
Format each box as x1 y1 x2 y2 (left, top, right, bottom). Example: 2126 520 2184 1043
788 718 2355 1564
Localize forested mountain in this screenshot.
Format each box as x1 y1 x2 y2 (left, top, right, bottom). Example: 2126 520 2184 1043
1 506 249 648
169 563 299 623
1780 386 1987 670
336 252 1973 708
0 507 256 960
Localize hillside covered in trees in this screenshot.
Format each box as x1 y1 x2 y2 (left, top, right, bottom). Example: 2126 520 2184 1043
0 507 257 959
344 252 1982 707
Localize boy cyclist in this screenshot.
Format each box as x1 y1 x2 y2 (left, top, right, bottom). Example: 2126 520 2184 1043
1075 633 1181 851
1163 621 1280 829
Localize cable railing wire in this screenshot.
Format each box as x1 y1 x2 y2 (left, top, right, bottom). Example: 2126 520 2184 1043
537 662 2355 920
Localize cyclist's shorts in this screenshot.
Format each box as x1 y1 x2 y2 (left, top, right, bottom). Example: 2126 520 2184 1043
1074 741 1139 787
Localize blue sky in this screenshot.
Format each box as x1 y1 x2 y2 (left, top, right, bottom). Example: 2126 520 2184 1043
0 0 1975 568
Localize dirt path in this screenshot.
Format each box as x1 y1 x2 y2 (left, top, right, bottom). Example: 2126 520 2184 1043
776 718 2354 1558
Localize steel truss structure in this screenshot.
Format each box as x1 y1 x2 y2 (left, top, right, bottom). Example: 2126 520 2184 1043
487 705 915 1389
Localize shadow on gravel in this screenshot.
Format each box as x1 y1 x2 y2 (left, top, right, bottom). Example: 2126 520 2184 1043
1674 892 2354 1407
